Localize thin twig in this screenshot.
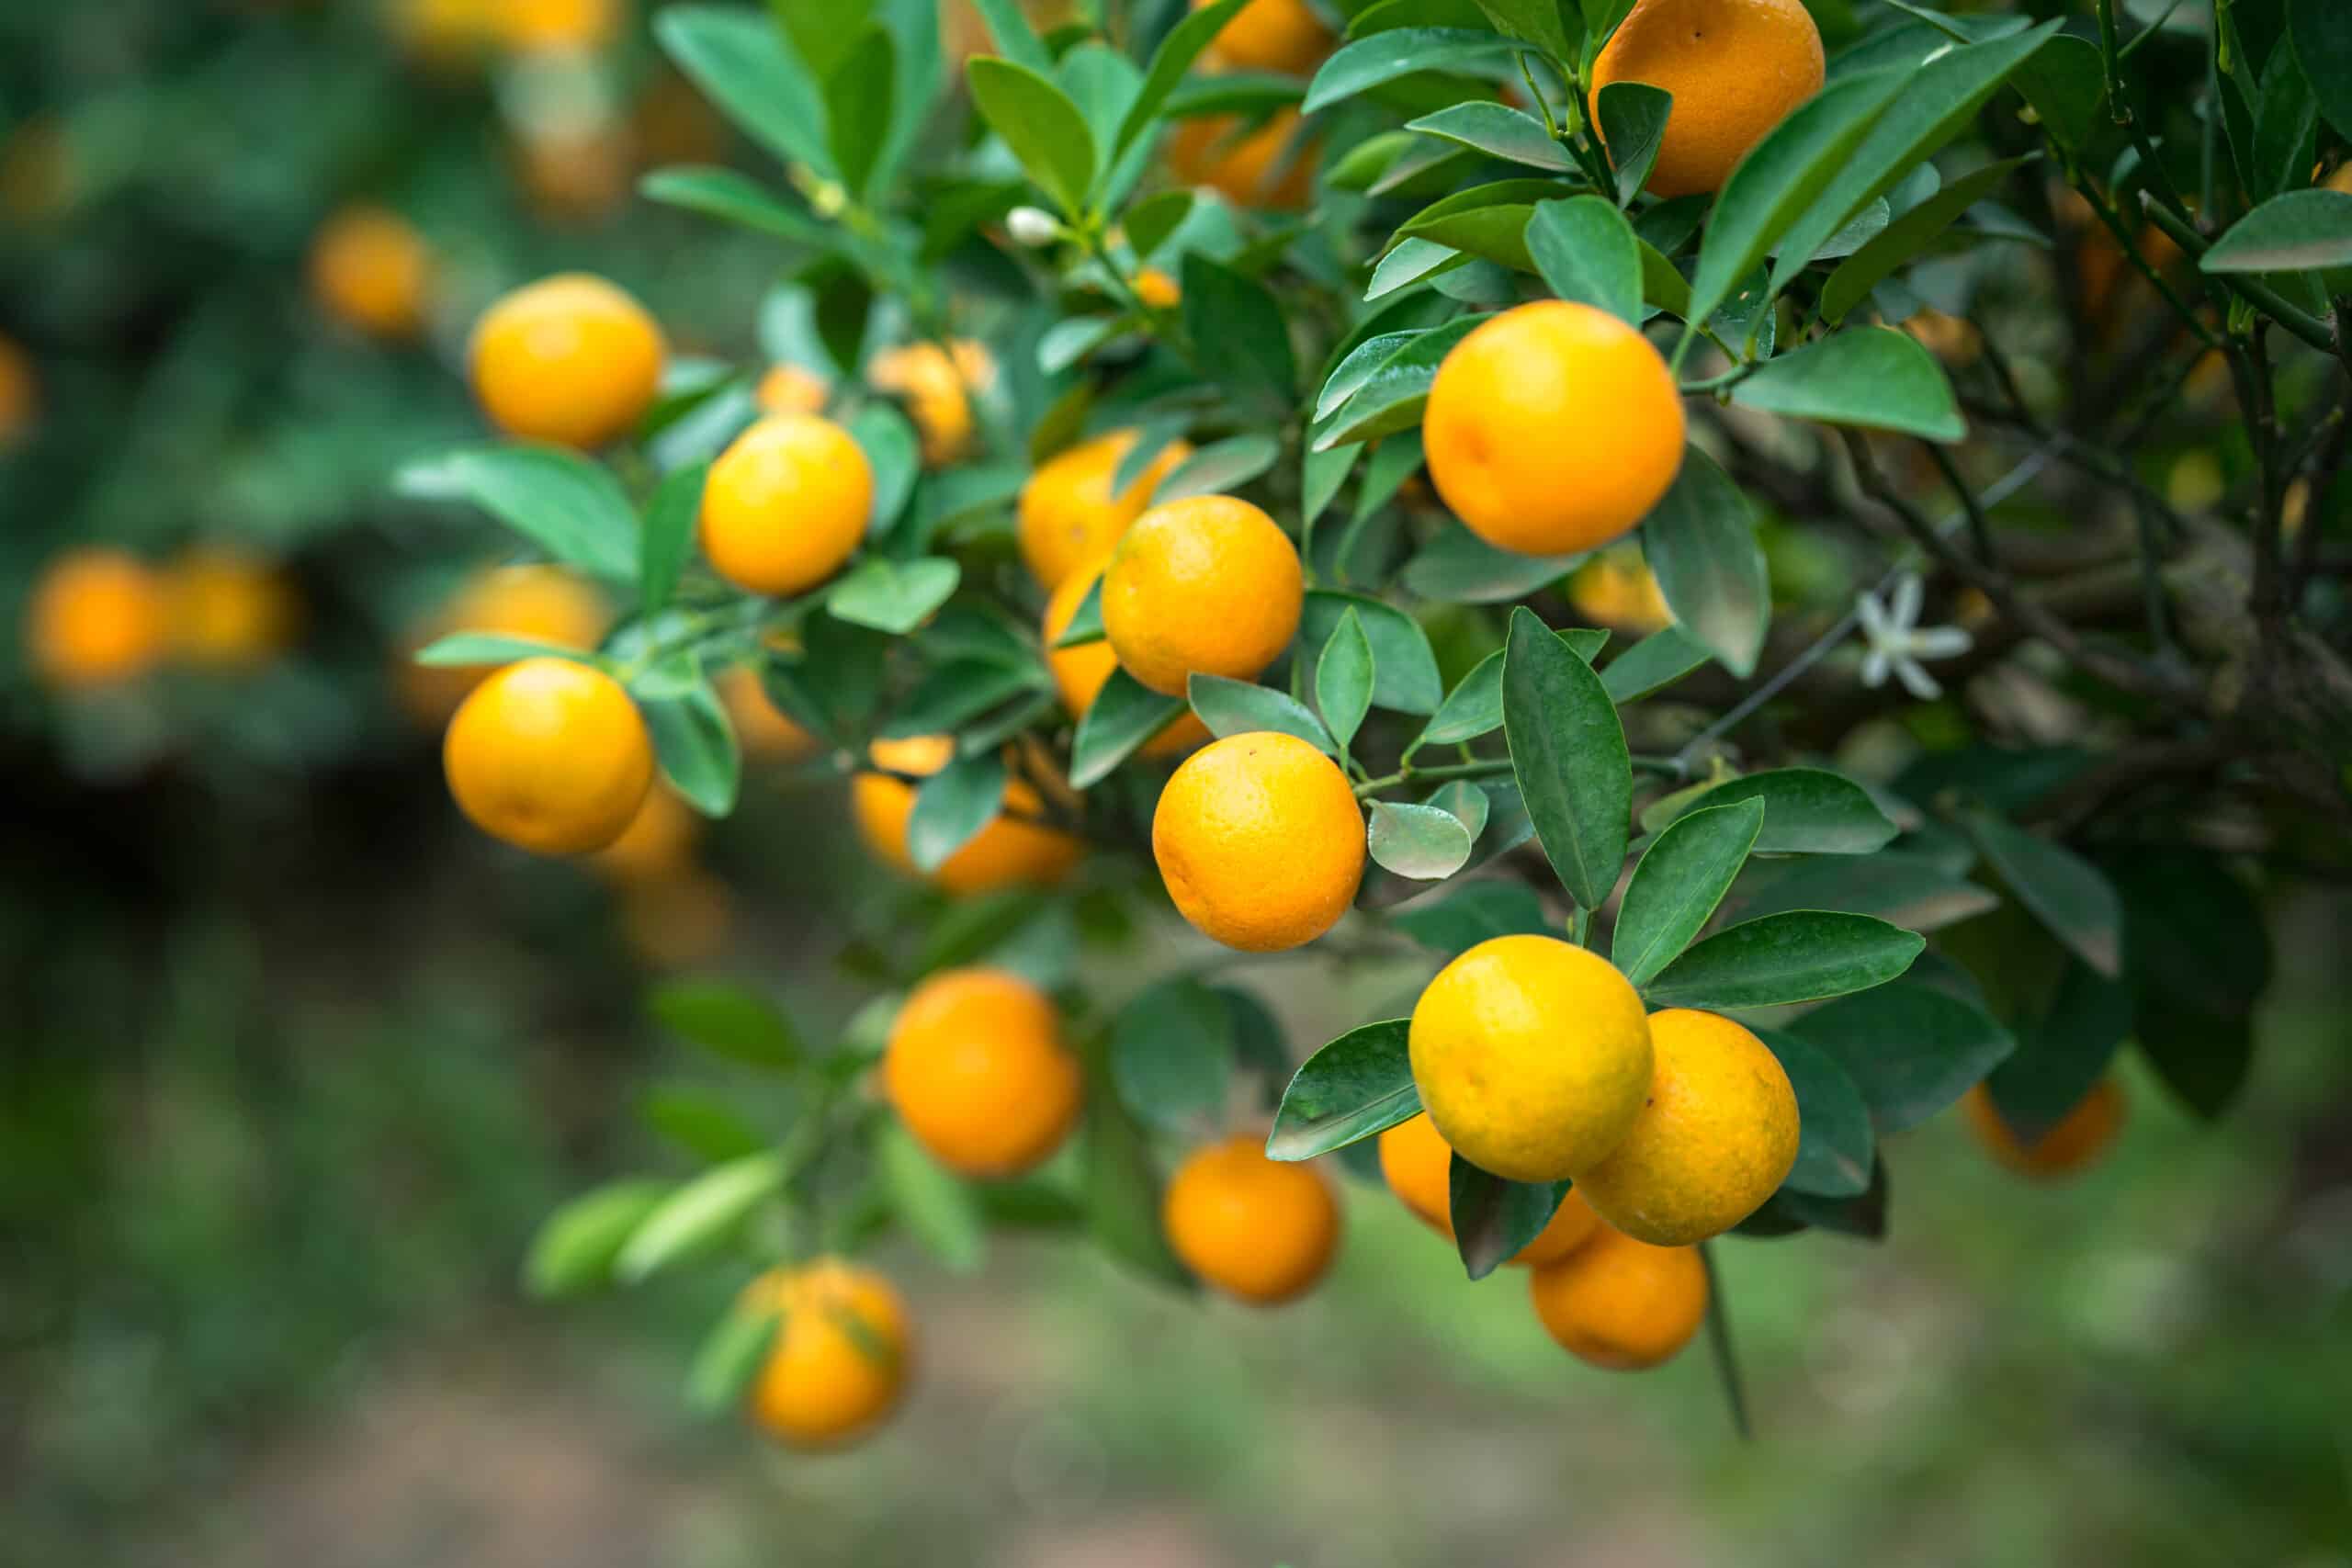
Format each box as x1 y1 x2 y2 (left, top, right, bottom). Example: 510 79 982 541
1699 1241 1751 1442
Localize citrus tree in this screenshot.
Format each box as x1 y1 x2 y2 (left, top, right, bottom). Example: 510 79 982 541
408 0 2351 1443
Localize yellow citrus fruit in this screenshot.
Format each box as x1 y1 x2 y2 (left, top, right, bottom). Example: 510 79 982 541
390 0 500 66
467 273 665 449
755 362 830 417
25 548 168 690
1591 0 1826 198
443 656 654 854
0 333 36 442
717 664 819 761
742 1259 910 1448
699 413 874 597
1151 732 1364 952
1102 495 1302 696
1199 0 1332 74
1424 300 1685 558
884 967 1084 1178
868 340 993 467
1528 1226 1706 1371
1574 1009 1800 1245
1162 1134 1340 1304
498 0 619 53
1377 1112 1603 1267
1017 429 1192 591
1566 552 1671 635
309 205 434 341
1167 110 1315 209
1135 266 1182 309
1409 935 1653 1184
396 563 610 723
1963 1077 2125 1179
590 784 700 884
1042 559 1210 759
164 546 300 671
617 869 733 968
852 735 1084 895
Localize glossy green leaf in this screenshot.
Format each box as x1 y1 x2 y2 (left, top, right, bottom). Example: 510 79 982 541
1753 1028 1874 1200
656 6 835 177
1156 433 1283 502
639 460 707 621
1504 606 1630 910
1611 798 1765 987
1125 189 1194 261
639 166 828 244
615 1150 786 1281
1408 102 1575 171
1386 880 1553 953
966 0 1052 73
1596 82 1671 204
1643 911 1924 1010
1183 252 1296 407
1730 328 1966 443
1600 625 1712 701
648 980 802 1067
1071 671 1187 786
1367 800 1475 881
523 1179 674 1298
1665 767 1899 855
1313 318 1479 448
1301 28 1520 115
848 399 922 534
1526 196 1643 325
1112 977 1238 1130
1449 1156 1570 1280
1301 592 1443 714
1188 674 1339 754
1966 811 2122 978
1401 522 1582 602
1266 1019 1419 1160
395 446 639 582
1316 607 1375 748
967 56 1098 219
682 1299 780 1416
1820 156 2030 323
1642 445 1770 676
2201 189 2352 273
1790 982 2015 1134
907 749 1007 873
826 556 960 633
1474 0 1577 62
826 27 896 197
643 682 741 816
1114 0 1253 156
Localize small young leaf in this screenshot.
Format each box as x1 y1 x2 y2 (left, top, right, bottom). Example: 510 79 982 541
1642 911 1924 1010
1367 800 1476 881
1315 607 1376 748
643 682 741 816
1611 798 1765 987
1301 592 1444 715
826 556 961 634
1503 606 1631 911
1266 1019 1419 1161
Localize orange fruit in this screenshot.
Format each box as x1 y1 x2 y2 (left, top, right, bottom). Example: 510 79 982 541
1574 1009 1800 1245
1151 732 1363 952
395 563 611 723
1016 429 1192 591
1591 0 1826 198
1377 1113 1602 1266
1423 300 1685 558
699 413 874 597
498 0 619 53
1528 1226 1706 1370
1102 494 1302 696
0 333 35 442
309 205 434 341
742 1259 910 1448
852 735 1084 895
755 363 830 417
883 966 1084 1178
24 548 168 690
1198 0 1331 75
1409 936 1652 1184
1565 552 1671 635
718 664 819 761
1134 266 1182 310
467 273 664 448
1042 559 1210 758
590 784 700 883
1167 109 1316 209
1963 1078 2126 1179
867 340 993 467
164 546 300 671
1162 1134 1340 1303
443 656 654 854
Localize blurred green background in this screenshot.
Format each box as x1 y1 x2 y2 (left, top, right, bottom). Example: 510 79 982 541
6 3 2350 1566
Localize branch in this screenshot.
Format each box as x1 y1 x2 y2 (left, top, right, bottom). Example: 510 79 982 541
2141 197 2337 354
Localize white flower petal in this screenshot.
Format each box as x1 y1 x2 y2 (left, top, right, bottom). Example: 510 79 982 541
1907 626 1974 660
1894 657 1943 700
1860 649 1892 688
1890 571 1923 631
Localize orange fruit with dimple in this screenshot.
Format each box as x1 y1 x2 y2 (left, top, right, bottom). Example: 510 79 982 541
1591 0 1826 198
1963 1077 2125 1179
1197 0 1331 75
1377 1113 1603 1266
1017 429 1192 590
755 363 830 417
1102 494 1302 697
25 548 168 690
852 735 1083 894
1528 1226 1706 1370
1151 732 1363 952
742 1259 910 1448
443 657 654 854
309 205 434 341
1163 1134 1340 1303
1042 559 1209 759
1574 1009 1800 1246
1423 300 1685 558
1167 110 1316 209
165 546 300 670
883 966 1083 1178
699 413 874 597
468 273 664 449
718 665 819 761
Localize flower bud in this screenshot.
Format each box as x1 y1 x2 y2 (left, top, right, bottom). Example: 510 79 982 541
1006 206 1062 247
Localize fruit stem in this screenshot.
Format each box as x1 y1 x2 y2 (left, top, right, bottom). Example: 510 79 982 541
1699 1241 1753 1442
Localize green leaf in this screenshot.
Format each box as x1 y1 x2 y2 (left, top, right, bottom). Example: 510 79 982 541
1114 0 1254 157
967 56 1099 220
413 633 597 669
1413 650 1504 748
1188 673 1340 753
643 682 741 816
1425 778 1490 840
907 749 1007 873
1266 1019 1419 1160
523 1179 673 1298
966 0 1053 73
656 6 835 177
1686 64 1917 331
640 1085 767 1163
1638 237 1694 319
880 660 1044 739
639 166 827 243
1474 0 1577 62
1365 238 1469 301
1052 579 1105 649
1407 102 1576 171
826 27 896 197
1401 521 1580 602
395 446 639 582
825 556 960 634
639 461 706 622
1083 1083 1193 1287
2290 0 2352 141
1752 1028 1874 1200
1984 958 2131 1144
1641 445 1770 677
1156 433 1283 502
1820 156 2030 323
1526 196 1643 325
1766 23 2063 299
615 1151 786 1281
1125 189 1194 262
1790 982 2015 1134
1611 798 1765 987
1729 328 1966 443
1643 911 1924 1010
1367 800 1475 880
1301 592 1443 714
1596 82 1671 204
1112 978 1238 1130
1316 607 1375 748
1387 880 1552 953
1070 670 1189 786
847 402 921 534
683 1300 780 1416
1665 767 1899 855
1301 28 1520 114
1730 852 1998 933
1449 1156 1569 1280
876 1123 987 1273
648 980 802 1067
1966 812 2122 978
1579 0 1635 46
1600 625 1711 702
2009 31 2105 151
2201 189 2352 273
1503 606 1630 911
1182 253 1295 407
2252 43 2322 206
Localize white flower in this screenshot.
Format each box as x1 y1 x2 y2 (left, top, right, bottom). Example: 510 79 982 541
1856 572 1973 700
1006 206 1063 247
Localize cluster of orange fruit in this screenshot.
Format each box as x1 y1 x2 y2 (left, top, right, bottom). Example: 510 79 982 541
24 545 300 690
